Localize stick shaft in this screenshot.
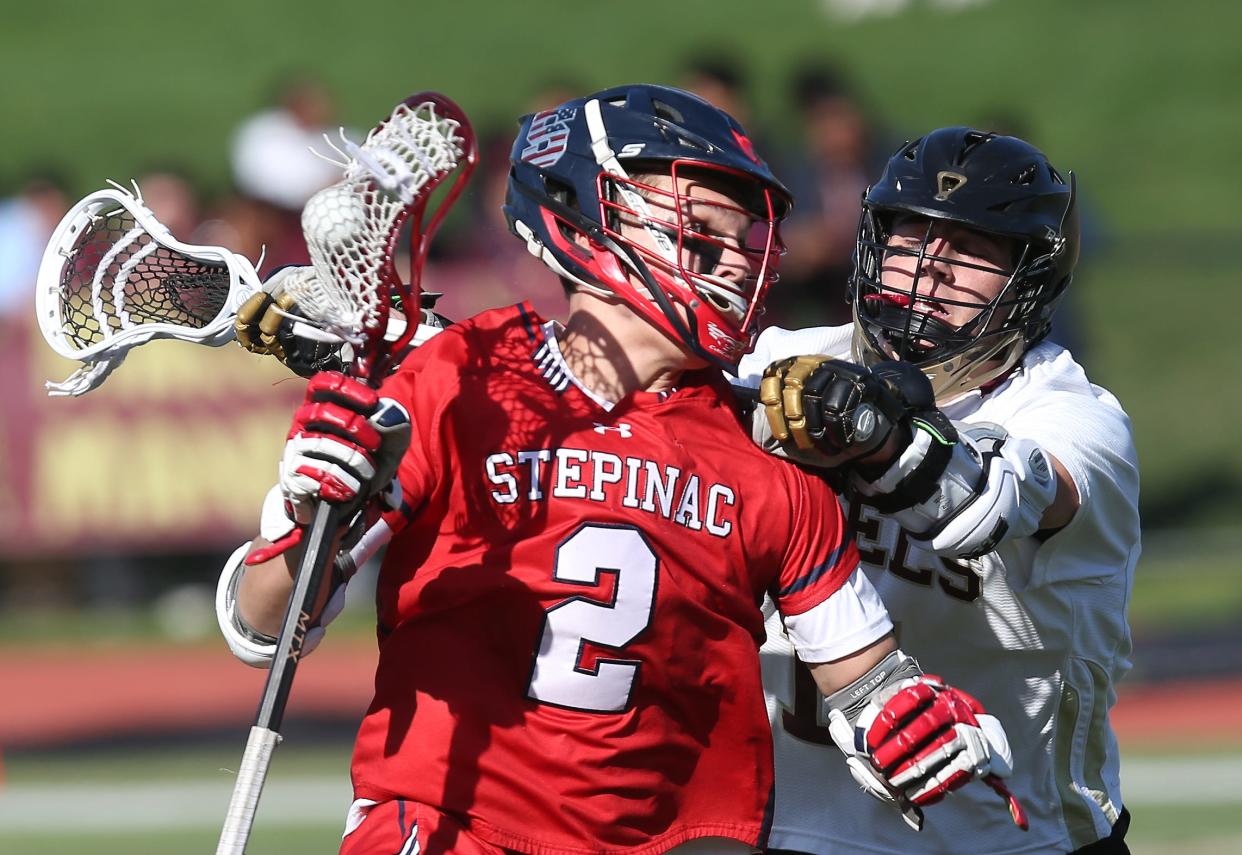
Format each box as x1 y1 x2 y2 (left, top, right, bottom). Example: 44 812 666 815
257 501 343 730
215 725 281 854
215 501 343 854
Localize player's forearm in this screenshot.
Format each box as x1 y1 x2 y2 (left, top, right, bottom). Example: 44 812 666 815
236 537 338 638
806 632 898 696
235 542 299 638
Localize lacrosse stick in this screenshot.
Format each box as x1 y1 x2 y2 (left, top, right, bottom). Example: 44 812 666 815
35 183 248 396
214 92 477 855
33 183 347 396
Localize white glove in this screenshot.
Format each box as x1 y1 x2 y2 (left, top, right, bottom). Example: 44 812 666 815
827 707 927 832
856 422 1058 559
245 371 408 567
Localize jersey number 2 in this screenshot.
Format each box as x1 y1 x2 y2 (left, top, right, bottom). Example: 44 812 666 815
526 523 657 713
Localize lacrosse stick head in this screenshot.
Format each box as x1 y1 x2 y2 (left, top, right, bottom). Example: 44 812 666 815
35 184 262 395
292 92 477 384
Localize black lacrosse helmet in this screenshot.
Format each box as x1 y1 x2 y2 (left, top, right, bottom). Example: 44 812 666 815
504 83 791 370
849 126 1079 400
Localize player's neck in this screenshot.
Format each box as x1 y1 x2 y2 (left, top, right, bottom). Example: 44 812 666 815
559 295 692 403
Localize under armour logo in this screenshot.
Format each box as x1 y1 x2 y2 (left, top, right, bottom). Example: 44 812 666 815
593 422 633 438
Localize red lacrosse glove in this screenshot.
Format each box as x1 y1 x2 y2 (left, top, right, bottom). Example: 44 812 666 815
865 675 1028 829
248 371 409 564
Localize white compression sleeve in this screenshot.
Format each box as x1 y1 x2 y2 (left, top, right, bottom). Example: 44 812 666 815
214 540 352 669
216 510 397 668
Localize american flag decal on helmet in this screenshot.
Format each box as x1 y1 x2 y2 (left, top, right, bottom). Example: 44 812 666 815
521 107 577 168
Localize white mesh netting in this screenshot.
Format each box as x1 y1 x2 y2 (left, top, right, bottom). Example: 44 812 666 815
55 204 233 354
292 100 468 345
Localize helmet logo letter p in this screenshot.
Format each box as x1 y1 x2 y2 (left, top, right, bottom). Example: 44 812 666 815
935 171 968 201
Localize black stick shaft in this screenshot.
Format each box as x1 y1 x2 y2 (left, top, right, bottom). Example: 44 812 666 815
256 500 344 730
215 500 343 854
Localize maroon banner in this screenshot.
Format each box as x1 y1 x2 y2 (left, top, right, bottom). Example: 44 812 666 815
0 313 305 557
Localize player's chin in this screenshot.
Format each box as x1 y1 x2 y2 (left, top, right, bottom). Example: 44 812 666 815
665 330 713 371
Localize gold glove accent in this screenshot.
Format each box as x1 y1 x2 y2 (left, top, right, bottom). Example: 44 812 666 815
235 292 301 363
260 292 302 362
759 354 832 451
235 292 275 354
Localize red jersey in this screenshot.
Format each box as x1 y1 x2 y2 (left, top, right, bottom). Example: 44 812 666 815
350 304 859 854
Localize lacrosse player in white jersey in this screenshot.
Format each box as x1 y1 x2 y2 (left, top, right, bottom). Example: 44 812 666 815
739 127 1140 854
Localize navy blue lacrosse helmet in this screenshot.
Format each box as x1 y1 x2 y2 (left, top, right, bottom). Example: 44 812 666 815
850 127 1079 399
504 84 791 370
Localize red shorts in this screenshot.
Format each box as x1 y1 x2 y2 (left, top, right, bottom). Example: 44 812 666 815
340 798 508 855
340 798 757 855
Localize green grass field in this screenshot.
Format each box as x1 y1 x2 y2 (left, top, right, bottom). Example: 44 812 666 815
1 743 351 854
2 741 1237 854
4 0 1240 236
1129 526 1242 633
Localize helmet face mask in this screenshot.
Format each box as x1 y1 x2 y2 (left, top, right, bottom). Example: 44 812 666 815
597 161 783 359
504 84 791 371
849 127 1078 401
853 211 1034 392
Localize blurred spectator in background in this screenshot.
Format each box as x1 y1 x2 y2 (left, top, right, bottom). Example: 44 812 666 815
0 171 68 320
423 132 565 322
135 166 202 242
678 52 775 156
229 73 343 274
231 73 340 211
523 76 585 116
768 62 886 329
680 54 748 120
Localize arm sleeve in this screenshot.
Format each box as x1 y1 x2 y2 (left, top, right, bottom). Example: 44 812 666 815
783 568 893 663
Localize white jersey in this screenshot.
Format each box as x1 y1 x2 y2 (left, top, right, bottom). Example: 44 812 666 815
738 326 1141 855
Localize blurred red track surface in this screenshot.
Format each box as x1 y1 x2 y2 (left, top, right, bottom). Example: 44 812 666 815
1 645 1237 749
0 642 378 748
1109 676 1242 748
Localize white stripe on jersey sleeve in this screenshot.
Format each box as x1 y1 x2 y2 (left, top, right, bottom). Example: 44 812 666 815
782 567 893 663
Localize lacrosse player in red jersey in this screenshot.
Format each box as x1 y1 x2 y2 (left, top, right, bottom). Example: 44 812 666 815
744 128 1140 854
219 88 1017 854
